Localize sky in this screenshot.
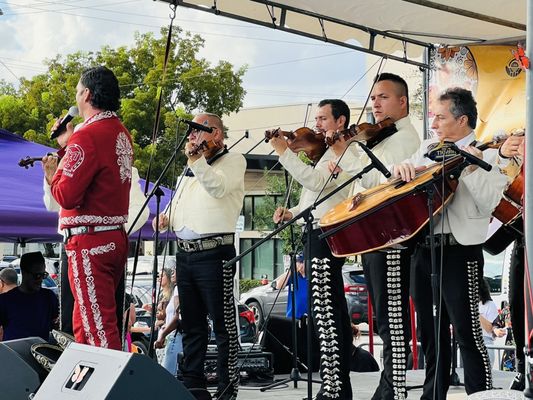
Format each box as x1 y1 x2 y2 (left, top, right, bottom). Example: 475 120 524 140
0 0 422 111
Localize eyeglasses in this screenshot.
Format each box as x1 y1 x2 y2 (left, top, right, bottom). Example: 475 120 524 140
190 127 217 134
32 272 49 280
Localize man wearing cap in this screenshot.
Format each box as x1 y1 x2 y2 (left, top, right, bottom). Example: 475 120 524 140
275 253 308 319
0 268 18 294
0 252 59 341
43 66 132 350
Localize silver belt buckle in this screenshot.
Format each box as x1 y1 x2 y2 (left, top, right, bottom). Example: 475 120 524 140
182 241 194 252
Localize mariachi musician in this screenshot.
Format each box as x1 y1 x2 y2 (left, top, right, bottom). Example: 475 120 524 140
269 99 358 400
494 132 526 391
43 67 133 351
393 87 508 399
154 113 245 400
327 73 421 400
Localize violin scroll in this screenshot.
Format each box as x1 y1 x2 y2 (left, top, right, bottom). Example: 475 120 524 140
264 128 295 143
18 153 58 169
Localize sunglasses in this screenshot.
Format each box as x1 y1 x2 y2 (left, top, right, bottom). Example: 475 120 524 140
32 272 49 280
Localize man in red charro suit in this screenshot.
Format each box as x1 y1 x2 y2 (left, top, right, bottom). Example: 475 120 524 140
44 66 132 350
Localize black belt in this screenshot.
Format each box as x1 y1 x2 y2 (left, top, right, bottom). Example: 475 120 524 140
63 224 124 242
422 233 459 247
177 234 234 253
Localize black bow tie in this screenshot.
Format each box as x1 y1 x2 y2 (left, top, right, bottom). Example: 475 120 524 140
184 168 194 177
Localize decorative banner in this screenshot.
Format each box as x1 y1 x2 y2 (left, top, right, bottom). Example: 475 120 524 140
429 45 526 140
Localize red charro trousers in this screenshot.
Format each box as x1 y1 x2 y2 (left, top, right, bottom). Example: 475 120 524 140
65 229 128 350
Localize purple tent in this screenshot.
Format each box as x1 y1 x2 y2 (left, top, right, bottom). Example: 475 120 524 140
0 129 172 243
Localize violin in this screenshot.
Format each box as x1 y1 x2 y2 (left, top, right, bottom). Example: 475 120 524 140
325 117 397 147
18 153 58 169
264 127 327 163
187 139 222 156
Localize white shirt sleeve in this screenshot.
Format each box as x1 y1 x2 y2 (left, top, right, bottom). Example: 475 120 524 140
43 177 60 212
125 167 150 234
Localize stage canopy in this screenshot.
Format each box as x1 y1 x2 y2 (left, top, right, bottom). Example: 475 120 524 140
160 0 526 68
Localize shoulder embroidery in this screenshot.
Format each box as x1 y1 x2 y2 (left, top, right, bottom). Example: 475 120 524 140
116 132 133 183
63 144 85 177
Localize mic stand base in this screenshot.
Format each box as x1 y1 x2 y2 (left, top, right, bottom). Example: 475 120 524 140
449 330 465 387
259 368 321 392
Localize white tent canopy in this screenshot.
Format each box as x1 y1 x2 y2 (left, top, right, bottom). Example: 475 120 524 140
162 0 526 67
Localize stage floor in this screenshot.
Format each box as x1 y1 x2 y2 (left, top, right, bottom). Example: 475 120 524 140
233 369 524 400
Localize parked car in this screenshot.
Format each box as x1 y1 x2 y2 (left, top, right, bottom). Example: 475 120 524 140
2 255 18 264
0 256 19 269
240 263 370 326
44 258 60 281
483 244 513 310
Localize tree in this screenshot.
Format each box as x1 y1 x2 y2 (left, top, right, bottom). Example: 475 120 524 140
253 168 303 255
0 27 246 187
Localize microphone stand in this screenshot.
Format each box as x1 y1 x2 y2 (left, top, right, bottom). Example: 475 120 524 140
260 170 316 391
449 327 465 387
147 186 165 358
126 129 189 237
125 121 192 356
223 159 381 398
227 130 249 151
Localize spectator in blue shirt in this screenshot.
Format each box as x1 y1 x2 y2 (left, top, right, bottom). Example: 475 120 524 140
275 252 308 319
0 252 59 341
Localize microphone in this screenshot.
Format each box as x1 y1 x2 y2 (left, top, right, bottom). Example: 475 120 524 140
180 119 213 134
449 143 492 171
50 106 78 139
424 141 492 171
356 140 391 178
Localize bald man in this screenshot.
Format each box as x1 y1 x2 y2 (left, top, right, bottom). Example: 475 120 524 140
155 113 245 400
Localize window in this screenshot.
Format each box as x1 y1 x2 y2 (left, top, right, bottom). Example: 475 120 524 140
239 238 284 280
242 195 282 231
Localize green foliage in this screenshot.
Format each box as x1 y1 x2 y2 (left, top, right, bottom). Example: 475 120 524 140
0 27 247 187
252 167 303 254
239 279 264 294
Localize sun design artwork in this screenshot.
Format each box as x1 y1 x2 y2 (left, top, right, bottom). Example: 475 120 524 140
429 46 479 118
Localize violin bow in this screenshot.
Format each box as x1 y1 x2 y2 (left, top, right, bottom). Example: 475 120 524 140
352 57 388 126
277 103 313 223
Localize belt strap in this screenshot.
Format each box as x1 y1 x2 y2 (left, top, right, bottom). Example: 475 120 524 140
423 233 458 247
63 224 124 242
177 234 234 253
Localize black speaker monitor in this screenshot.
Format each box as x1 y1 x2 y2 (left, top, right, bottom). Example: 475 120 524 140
0 337 48 400
262 315 320 374
34 343 194 399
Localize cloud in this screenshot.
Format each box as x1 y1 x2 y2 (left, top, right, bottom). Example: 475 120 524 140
0 1 387 107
